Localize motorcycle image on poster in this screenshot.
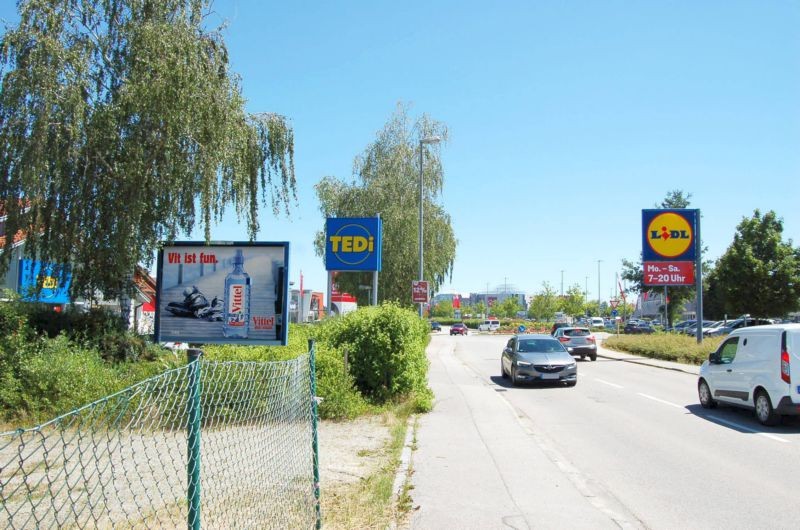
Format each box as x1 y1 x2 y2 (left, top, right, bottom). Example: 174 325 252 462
155 242 289 346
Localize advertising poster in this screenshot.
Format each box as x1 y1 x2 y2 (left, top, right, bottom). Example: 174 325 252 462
155 242 289 346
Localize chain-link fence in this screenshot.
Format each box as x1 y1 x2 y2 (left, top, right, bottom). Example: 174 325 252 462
0 343 320 529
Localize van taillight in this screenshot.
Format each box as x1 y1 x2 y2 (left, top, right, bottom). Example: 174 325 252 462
781 350 791 384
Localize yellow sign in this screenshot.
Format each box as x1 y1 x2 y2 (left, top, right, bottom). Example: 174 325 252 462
646 212 693 258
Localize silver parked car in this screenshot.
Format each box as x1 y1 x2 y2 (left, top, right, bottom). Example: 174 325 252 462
500 334 578 387
552 326 597 361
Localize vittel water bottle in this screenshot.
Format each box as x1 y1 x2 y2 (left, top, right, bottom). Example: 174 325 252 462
223 249 251 338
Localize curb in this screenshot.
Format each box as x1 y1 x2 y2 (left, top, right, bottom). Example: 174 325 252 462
595 346 700 376
391 415 416 501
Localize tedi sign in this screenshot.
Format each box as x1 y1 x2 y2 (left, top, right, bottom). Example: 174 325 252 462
641 209 698 286
325 217 382 272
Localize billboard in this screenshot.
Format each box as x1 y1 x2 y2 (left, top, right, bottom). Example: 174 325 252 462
17 259 72 304
155 242 289 346
325 217 382 271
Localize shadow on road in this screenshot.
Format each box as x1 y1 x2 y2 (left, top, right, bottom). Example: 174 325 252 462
685 403 800 432
489 375 575 390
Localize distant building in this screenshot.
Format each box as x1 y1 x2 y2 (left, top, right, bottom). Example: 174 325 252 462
2 207 155 333
632 291 694 322
468 291 527 315
290 290 324 323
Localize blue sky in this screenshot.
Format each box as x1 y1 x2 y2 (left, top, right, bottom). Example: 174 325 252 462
3 1 799 302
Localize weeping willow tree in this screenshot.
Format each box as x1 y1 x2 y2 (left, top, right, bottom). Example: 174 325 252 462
0 0 295 299
314 105 457 306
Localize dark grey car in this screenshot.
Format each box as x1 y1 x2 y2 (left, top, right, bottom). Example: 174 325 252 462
500 334 578 387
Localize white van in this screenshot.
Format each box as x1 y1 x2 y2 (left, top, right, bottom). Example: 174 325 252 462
590 317 605 328
478 319 501 332
698 323 800 425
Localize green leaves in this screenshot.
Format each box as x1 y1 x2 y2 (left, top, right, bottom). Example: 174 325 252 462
707 209 800 318
314 104 456 305
0 0 296 299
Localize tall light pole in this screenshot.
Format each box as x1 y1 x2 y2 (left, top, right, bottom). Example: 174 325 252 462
597 260 603 314
585 276 589 303
418 136 441 317
560 270 564 297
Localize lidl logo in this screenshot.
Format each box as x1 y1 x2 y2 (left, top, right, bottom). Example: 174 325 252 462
642 209 697 261
326 217 382 272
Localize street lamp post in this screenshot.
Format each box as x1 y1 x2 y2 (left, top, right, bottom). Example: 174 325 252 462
597 260 603 314
418 136 441 317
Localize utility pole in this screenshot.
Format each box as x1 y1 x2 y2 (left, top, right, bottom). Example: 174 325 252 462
597 260 603 314
560 270 564 297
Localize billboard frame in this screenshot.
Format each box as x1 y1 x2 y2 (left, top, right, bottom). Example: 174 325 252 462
154 241 290 346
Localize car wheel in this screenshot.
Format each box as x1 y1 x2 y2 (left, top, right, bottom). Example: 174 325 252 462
590 354 597 361
697 379 717 409
566 380 577 387
755 390 780 426
511 366 519 387
501 360 508 379
580 354 585 361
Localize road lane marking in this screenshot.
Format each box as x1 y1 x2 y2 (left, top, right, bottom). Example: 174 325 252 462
637 392 684 409
594 378 623 389
706 415 790 443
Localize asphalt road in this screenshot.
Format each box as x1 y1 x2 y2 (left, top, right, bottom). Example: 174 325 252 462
407 330 800 530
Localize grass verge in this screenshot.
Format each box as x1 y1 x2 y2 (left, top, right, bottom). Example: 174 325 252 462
320 400 416 529
603 333 724 365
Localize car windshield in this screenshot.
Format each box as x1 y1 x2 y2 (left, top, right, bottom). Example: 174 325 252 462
517 339 564 353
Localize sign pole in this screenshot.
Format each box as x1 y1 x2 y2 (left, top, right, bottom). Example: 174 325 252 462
327 272 333 318
695 209 703 344
372 271 378 306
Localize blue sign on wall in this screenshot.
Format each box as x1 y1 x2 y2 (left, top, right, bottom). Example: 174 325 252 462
325 217 382 272
18 259 72 304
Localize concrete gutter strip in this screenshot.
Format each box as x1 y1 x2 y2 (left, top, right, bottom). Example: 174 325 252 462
391 415 416 500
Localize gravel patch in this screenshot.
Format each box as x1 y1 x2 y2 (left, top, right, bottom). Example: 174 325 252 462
318 416 393 487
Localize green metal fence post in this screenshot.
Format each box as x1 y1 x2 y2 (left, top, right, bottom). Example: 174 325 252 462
308 339 322 529
187 349 203 530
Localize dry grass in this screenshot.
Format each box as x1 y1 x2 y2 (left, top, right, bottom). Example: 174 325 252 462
320 403 414 529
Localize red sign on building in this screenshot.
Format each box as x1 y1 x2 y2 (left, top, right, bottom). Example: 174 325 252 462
412 281 429 303
643 261 695 286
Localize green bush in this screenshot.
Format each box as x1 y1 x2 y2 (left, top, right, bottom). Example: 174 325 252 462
0 298 432 425
603 333 723 365
317 303 432 409
21 302 161 363
203 324 368 420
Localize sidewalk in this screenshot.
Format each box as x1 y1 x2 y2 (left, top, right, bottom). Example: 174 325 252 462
595 337 700 376
405 340 638 529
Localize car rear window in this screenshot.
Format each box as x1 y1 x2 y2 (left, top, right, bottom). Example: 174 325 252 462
564 329 590 337
517 339 565 353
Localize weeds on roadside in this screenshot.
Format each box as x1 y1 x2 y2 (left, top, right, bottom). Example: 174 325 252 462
321 401 416 529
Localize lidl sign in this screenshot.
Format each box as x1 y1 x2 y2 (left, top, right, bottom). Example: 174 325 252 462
642 209 697 262
325 217 382 272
